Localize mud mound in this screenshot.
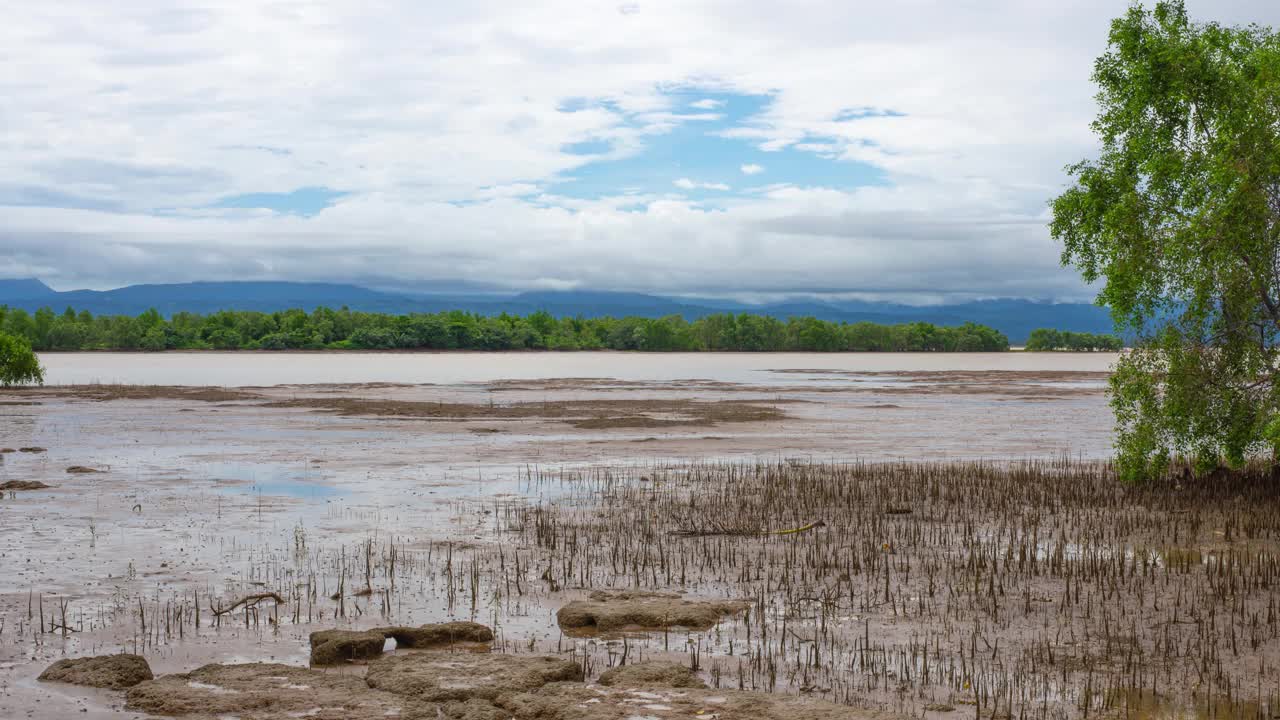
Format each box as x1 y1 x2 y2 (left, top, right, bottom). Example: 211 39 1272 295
499 682 893 719
365 652 582 702
65 465 102 473
309 629 386 665
25 386 260 402
0 480 52 490
310 623 494 665
264 396 788 429
376 621 494 649
38 654 153 689
125 662 423 719
105 657 888 720
436 698 513 720
597 661 706 688
556 591 749 634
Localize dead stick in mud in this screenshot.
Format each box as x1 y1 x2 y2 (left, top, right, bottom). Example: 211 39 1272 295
211 592 285 617
766 520 827 535
670 519 826 537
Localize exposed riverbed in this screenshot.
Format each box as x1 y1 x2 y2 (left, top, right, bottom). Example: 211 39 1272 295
11 352 1237 719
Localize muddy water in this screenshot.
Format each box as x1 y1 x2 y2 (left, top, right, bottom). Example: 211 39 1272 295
38 350 1119 386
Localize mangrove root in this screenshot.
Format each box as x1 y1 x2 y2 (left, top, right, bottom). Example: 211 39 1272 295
670 519 826 537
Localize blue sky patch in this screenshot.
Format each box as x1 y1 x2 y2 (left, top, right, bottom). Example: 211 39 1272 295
210 186 346 216
551 88 888 203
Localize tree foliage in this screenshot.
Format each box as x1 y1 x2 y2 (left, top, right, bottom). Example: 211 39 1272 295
1024 328 1124 352
0 305 1010 353
1051 1 1280 479
0 332 43 386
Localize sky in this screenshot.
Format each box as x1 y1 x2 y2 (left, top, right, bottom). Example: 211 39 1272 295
2 0 1278 303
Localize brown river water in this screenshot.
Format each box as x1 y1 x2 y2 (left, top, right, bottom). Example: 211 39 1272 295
37 350 1119 386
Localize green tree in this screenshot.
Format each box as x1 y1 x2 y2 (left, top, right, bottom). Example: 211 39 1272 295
140 327 168 352
1051 1 1280 479
1024 328 1122 352
0 332 43 386
0 303 1011 355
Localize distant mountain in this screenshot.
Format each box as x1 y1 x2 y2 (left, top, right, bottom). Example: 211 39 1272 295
509 290 706 318
0 278 1115 343
0 280 488 316
0 278 55 303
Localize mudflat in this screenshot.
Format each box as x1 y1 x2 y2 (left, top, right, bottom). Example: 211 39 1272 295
10 357 1258 719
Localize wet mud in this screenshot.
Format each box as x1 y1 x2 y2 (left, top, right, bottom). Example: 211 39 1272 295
556 591 749 634
37 654 152 689
3 363 1228 719
57 654 896 720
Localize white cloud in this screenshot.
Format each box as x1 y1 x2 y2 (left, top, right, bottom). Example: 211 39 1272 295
0 184 1087 300
674 178 731 191
740 163 765 175
2 0 1277 299
690 98 725 109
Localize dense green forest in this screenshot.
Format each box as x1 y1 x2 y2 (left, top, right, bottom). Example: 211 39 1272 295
1024 328 1123 351
0 305 1011 352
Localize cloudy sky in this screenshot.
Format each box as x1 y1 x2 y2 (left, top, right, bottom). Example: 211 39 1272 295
2 0 1276 302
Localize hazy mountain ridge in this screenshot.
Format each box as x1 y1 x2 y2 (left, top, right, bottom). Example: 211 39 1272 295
0 278 1114 343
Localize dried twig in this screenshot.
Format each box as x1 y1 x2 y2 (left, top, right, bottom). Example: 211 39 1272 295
211 592 285 617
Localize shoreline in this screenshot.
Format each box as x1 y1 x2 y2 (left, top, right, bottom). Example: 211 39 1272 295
29 347 1124 354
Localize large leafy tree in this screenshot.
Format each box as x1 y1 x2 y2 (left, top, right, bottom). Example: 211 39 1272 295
1052 1 1280 480
0 332 43 387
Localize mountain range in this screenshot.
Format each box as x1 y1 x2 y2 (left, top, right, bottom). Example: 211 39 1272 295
0 278 1115 343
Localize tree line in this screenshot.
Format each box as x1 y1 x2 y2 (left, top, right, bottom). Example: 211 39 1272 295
1023 328 1123 352
0 305 1011 353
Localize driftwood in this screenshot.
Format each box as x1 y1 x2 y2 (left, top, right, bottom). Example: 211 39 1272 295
211 592 285 617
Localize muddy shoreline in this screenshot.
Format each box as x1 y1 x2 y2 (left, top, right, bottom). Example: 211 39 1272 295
0 369 1140 718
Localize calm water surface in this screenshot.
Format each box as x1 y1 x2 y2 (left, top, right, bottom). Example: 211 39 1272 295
37 351 1119 386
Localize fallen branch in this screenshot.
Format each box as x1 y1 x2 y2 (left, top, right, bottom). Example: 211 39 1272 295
211 592 285 617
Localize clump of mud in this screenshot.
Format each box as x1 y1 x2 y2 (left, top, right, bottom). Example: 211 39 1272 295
18 385 261 402
378 621 494 648
264 396 789 429
310 622 495 665
65 465 103 474
38 654 153 689
364 652 582 702
495 682 889 719
120 658 882 720
0 480 52 490
596 661 706 689
556 591 748 634
309 629 386 665
125 662 420 719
